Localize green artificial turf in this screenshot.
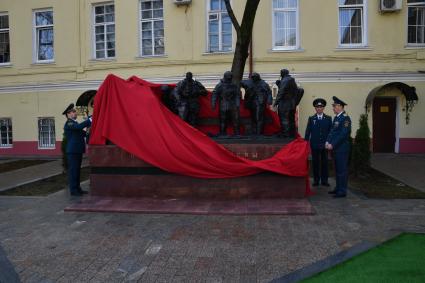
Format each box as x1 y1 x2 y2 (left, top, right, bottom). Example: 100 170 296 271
303 233 425 283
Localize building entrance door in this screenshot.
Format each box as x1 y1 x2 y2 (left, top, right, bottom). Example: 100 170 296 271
373 97 396 153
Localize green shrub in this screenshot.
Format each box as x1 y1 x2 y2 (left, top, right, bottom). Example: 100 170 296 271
351 114 371 175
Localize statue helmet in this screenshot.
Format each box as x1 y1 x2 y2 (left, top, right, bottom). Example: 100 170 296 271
251 72 261 81
185 72 193 80
223 71 233 82
280 69 289 77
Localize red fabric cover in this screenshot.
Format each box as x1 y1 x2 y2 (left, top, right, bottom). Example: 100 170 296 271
90 75 310 191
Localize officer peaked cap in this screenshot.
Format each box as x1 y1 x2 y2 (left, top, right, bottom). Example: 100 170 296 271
313 98 326 107
62 103 75 115
332 96 347 106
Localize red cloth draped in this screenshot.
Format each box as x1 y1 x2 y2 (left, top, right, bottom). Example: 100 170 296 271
90 74 310 186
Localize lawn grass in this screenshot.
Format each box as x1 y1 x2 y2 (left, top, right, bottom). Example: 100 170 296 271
0 160 53 174
302 233 425 283
0 167 90 196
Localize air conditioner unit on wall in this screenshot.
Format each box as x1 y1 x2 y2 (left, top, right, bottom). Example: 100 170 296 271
173 0 192 6
380 0 402 12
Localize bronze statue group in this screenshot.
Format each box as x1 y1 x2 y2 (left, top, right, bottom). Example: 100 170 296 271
63 69 351 199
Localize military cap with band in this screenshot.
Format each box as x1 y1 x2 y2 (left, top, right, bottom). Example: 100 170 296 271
332 96 347 106
313 98 326 107
62 103 75 115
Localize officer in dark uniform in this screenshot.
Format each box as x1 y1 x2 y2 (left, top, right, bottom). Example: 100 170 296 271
63 103 92 196
326 96 351 198
304 98 332 187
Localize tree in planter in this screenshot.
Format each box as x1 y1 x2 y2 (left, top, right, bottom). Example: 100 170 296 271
351 114 371 176
224 0 260 85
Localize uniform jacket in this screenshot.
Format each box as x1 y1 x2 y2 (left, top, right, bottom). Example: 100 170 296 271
304 113 332 149
326 111 351 153
211 79 241 111
64 118 91 154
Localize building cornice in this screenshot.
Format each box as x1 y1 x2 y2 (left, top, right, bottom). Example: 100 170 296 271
0 72 424 94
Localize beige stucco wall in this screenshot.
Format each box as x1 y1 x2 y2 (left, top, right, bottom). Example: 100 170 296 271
0 0 424 145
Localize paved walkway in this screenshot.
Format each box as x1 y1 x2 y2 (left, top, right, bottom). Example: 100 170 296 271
1 180 424 282
371 153 425 192
0 159 88 192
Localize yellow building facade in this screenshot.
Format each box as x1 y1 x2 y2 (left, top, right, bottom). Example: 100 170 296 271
0 0 424 157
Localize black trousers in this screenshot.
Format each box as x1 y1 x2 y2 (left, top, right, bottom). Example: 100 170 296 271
67 153 83 194
311 148 328 184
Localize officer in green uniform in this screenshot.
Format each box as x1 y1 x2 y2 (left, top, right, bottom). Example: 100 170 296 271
63 103 92 196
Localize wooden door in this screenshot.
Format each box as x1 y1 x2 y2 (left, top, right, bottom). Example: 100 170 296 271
373 97 396 153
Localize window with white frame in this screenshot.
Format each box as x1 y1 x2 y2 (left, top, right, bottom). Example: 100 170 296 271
207 0 232 52
0 13 10 64
34 9 54 62
272 0 299 49
93 3 115 59
38 118 55 148
408 0 425 45
140 0 164 56
0 118 12 147
338 0 366 46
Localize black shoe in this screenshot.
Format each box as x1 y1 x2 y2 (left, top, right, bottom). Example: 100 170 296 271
312 182 319 187
78 190 88 194
328 190 337 194
333 193 347 198
321 183 330 187
70 191 82 196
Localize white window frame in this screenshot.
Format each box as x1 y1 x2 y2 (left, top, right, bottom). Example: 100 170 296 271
92 2 115 60
0 118 12 148
0 12 10 65
337 0 368 48
139 0 165 57
407 0 425 47
206 0 233 53
33 8 54 63
271 0 300 50
38 117 56 149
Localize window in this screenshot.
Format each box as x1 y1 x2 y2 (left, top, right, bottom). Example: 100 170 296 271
0 118 12 147
272 0 299 50
34 9 54 62
140 0 164 56
38 118 55 149
338 0 367 46
408 0 425 45
0 13 10 64
207 0 232 52
93 3 115 59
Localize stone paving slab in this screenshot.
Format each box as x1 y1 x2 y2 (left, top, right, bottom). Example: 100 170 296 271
64 197 315 215
372 153 425 192
0 177 425 282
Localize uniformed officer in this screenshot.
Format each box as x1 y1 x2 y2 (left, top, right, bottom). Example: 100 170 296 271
304 98 332 187
63 103 92 196
326 96 351 198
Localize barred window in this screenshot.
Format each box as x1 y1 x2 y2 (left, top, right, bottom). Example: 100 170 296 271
0 13 10 64
140 0 164 56
93 3 115 59
0 118 12 147
38 118 55 149
207 0 232 52
408 0 425 45
272 0 299 50
34 9 54 62
338 0 366 46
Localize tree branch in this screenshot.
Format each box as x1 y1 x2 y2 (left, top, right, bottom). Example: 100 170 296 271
224 0 241 34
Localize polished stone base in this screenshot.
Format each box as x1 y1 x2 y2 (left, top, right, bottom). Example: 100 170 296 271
65 197 314 215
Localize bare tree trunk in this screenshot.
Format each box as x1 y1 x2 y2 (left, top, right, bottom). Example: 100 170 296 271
224 0 260 85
